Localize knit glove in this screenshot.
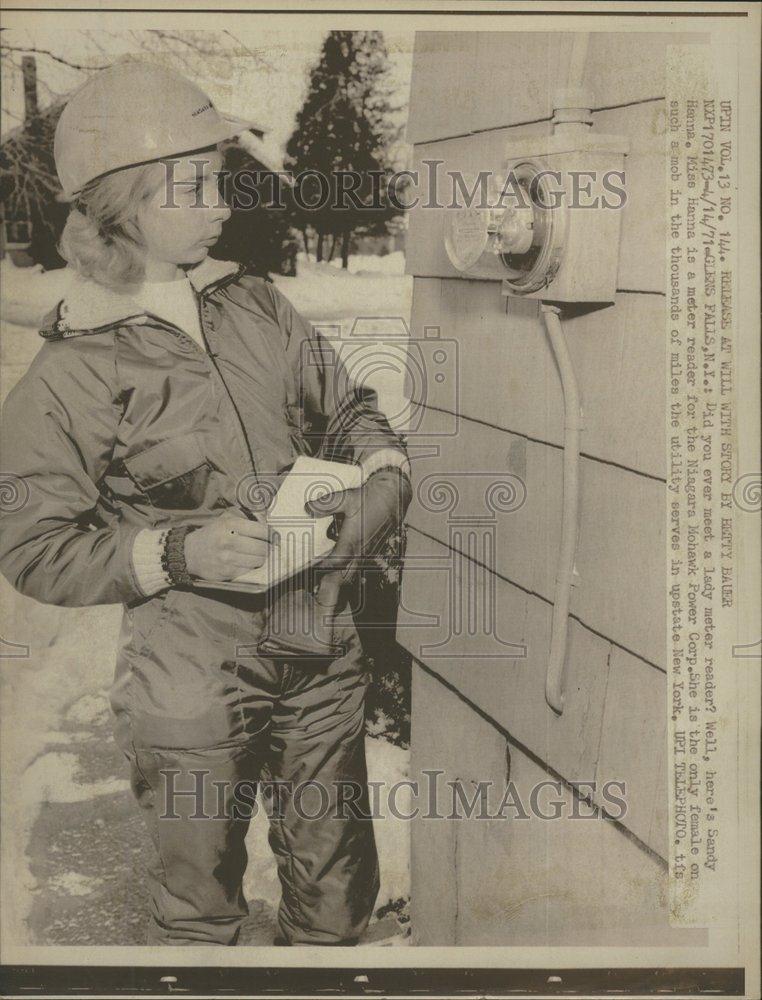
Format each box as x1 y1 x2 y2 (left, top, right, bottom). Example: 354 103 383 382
306 467 413 639
256 467 412 662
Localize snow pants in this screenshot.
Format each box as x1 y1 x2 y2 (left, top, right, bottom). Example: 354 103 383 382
110 585 379 946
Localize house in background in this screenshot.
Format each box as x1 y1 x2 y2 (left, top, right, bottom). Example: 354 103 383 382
0 56 64 268
397 31 704 947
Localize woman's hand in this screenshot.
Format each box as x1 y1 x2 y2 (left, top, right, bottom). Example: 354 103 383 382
305 468 412 616
184 509 275 581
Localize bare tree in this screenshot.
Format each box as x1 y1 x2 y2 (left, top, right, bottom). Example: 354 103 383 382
1 28 272 124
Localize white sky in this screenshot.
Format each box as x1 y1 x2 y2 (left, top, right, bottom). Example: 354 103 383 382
1 27 414 165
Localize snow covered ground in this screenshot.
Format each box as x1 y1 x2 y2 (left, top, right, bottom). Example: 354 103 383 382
0 253 415 431
0 253 412 948
0 252 411 331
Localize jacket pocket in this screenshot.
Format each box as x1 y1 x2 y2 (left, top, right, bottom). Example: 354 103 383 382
123 432 212 509
126 587 181 658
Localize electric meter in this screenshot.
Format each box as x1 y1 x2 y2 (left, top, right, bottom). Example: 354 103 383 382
499 160 568 295
443 131 630 303
445 160 567 292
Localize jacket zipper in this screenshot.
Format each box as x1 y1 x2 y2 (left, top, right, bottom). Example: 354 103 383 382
46 263 259 485
191 287 262 487
124 297 260 489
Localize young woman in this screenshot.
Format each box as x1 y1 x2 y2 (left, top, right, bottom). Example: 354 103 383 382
0 61 411 946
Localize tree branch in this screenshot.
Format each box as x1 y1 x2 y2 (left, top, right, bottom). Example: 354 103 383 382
0 42 109 72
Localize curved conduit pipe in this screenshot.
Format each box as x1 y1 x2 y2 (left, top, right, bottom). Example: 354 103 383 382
541 303 583 714
539 31 590 714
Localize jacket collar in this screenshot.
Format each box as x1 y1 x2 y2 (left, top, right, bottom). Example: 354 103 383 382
41 257 243 339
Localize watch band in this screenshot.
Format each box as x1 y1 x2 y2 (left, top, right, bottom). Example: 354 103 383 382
359 448 411 482
161 525 197 588
367 464 410 480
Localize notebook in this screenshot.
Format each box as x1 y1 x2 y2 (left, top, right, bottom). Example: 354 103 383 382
194 456 363 594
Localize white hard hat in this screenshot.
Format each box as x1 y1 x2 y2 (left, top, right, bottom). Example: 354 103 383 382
54 60 265 198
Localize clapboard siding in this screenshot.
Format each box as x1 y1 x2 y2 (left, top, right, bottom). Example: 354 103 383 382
404 29 676 939
404 411 665 667
400 526 667 856
399 527 611 783
411 667 703 945
406 32 482 145
465 32 569 135
405 102 666 293
407 31 702 144
582 32 706 111
594 647 668 856
409 278 666 479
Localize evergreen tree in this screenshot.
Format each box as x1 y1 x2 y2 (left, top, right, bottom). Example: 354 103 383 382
285 31 402 269
212 143 298 277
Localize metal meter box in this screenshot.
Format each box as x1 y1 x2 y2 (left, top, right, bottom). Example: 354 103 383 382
444 130 630 304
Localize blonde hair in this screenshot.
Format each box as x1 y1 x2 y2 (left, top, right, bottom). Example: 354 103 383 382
58 159 166 290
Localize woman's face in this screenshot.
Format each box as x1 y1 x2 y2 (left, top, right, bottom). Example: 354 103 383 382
136 149 230 270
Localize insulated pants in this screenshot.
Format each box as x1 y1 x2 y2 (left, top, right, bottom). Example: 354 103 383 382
110 585 379 946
